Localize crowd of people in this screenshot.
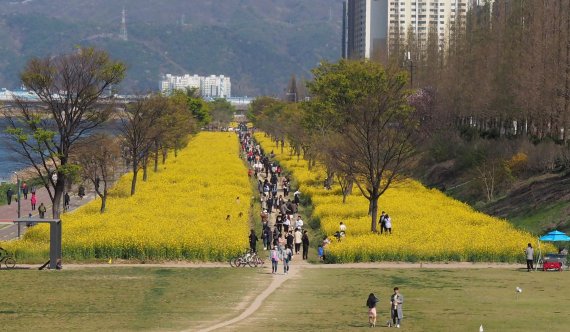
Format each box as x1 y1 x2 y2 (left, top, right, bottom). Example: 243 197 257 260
241 132 316 274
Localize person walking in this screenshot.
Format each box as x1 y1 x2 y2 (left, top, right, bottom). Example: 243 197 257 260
295 216 304 230
525 243 534 272
38 203 47 219
269 246 279 274
286 231 294 250
78 185 85 200
389 287 404 328
379 211 387 234
384 214 392 234
283 246 292 274
366 293 380 328
302 230 310 260
22 182 28 200
30 192 37 210
262 226 271 250
6 187 13 205
249 229 258 253
294 228 302 254
283 215 291 233
64 192 70 211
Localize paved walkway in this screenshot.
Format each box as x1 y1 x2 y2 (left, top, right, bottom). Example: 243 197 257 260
0 186 95 241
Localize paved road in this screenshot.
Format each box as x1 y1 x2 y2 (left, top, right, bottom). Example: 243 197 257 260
0 186 95 241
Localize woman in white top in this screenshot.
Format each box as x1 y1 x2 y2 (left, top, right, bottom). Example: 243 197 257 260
384 215 392 234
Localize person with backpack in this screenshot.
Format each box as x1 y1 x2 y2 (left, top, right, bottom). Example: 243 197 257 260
38 203 47 219
283 246 293 274
269 246 279 274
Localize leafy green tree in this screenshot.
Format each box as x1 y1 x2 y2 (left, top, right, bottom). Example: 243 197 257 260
178 88 210 126
308 60 418 232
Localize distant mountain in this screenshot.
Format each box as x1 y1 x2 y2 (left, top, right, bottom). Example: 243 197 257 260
0 0 343 96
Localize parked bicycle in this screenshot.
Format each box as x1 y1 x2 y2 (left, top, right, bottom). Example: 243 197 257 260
229 249 264 267
0 247 16 269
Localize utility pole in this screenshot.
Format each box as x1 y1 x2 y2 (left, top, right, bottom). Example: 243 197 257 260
120 7 128 41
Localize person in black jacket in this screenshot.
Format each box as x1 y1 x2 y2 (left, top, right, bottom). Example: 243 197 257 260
302 230 310 260
286 231 294 250
366 293 379 327
6 188 14 205
249 229 258 253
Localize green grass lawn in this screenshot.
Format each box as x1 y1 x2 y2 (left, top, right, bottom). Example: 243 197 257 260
0 267 269 331
230 268 570 332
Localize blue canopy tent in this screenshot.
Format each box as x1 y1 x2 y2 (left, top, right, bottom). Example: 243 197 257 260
539 230 570 242
537 230 569 271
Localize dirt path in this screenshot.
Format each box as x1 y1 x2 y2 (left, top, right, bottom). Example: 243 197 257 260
193 268 297 332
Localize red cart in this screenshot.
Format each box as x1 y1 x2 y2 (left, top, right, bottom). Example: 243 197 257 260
542 254 566 271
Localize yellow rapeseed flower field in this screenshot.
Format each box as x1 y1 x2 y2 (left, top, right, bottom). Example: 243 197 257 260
255 133 551 263
7 132 252 262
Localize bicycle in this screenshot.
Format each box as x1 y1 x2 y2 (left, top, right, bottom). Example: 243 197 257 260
0 247 16 269
229 249 265 267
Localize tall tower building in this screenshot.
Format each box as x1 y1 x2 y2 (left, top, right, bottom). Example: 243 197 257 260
343 0 476 60
119 7 128 41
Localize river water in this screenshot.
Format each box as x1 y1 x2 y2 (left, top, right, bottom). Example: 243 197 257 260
0 118 121 183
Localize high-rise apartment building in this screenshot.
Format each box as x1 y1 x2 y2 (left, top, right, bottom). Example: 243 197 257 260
343 0 475 60
160 74 231 98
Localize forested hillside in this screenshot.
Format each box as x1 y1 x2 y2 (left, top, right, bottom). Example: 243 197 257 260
0 0 342 95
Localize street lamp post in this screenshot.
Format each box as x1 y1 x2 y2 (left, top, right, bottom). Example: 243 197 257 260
13 172 21 238
407 51 414 88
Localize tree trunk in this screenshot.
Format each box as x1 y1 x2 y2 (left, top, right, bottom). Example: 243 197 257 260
143 157 148 182
162 148 167 164
370 194 379 233
131 159 138 196
100 190 107 213
52 174 65 219
154 141 159 172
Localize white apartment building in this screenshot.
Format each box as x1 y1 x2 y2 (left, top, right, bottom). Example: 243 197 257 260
160 74 231 98
343 0 475 60
202 75 231 98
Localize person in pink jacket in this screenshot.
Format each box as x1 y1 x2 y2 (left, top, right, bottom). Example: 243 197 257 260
30 192 37 210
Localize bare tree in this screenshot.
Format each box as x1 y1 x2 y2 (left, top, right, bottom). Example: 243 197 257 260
120 95 167 196
3 47 125 218
74 134 120 213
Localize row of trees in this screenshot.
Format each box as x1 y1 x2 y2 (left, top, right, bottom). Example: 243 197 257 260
251 60 420 232
393 0 570 143
362 0 570 203
3 47 235 217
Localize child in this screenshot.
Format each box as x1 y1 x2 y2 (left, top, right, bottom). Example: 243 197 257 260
317 244 324 261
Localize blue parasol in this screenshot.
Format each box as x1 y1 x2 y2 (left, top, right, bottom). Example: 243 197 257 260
539 230 570 242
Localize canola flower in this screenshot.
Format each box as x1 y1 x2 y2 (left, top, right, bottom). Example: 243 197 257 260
255 133 551 263
6 132 252 262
